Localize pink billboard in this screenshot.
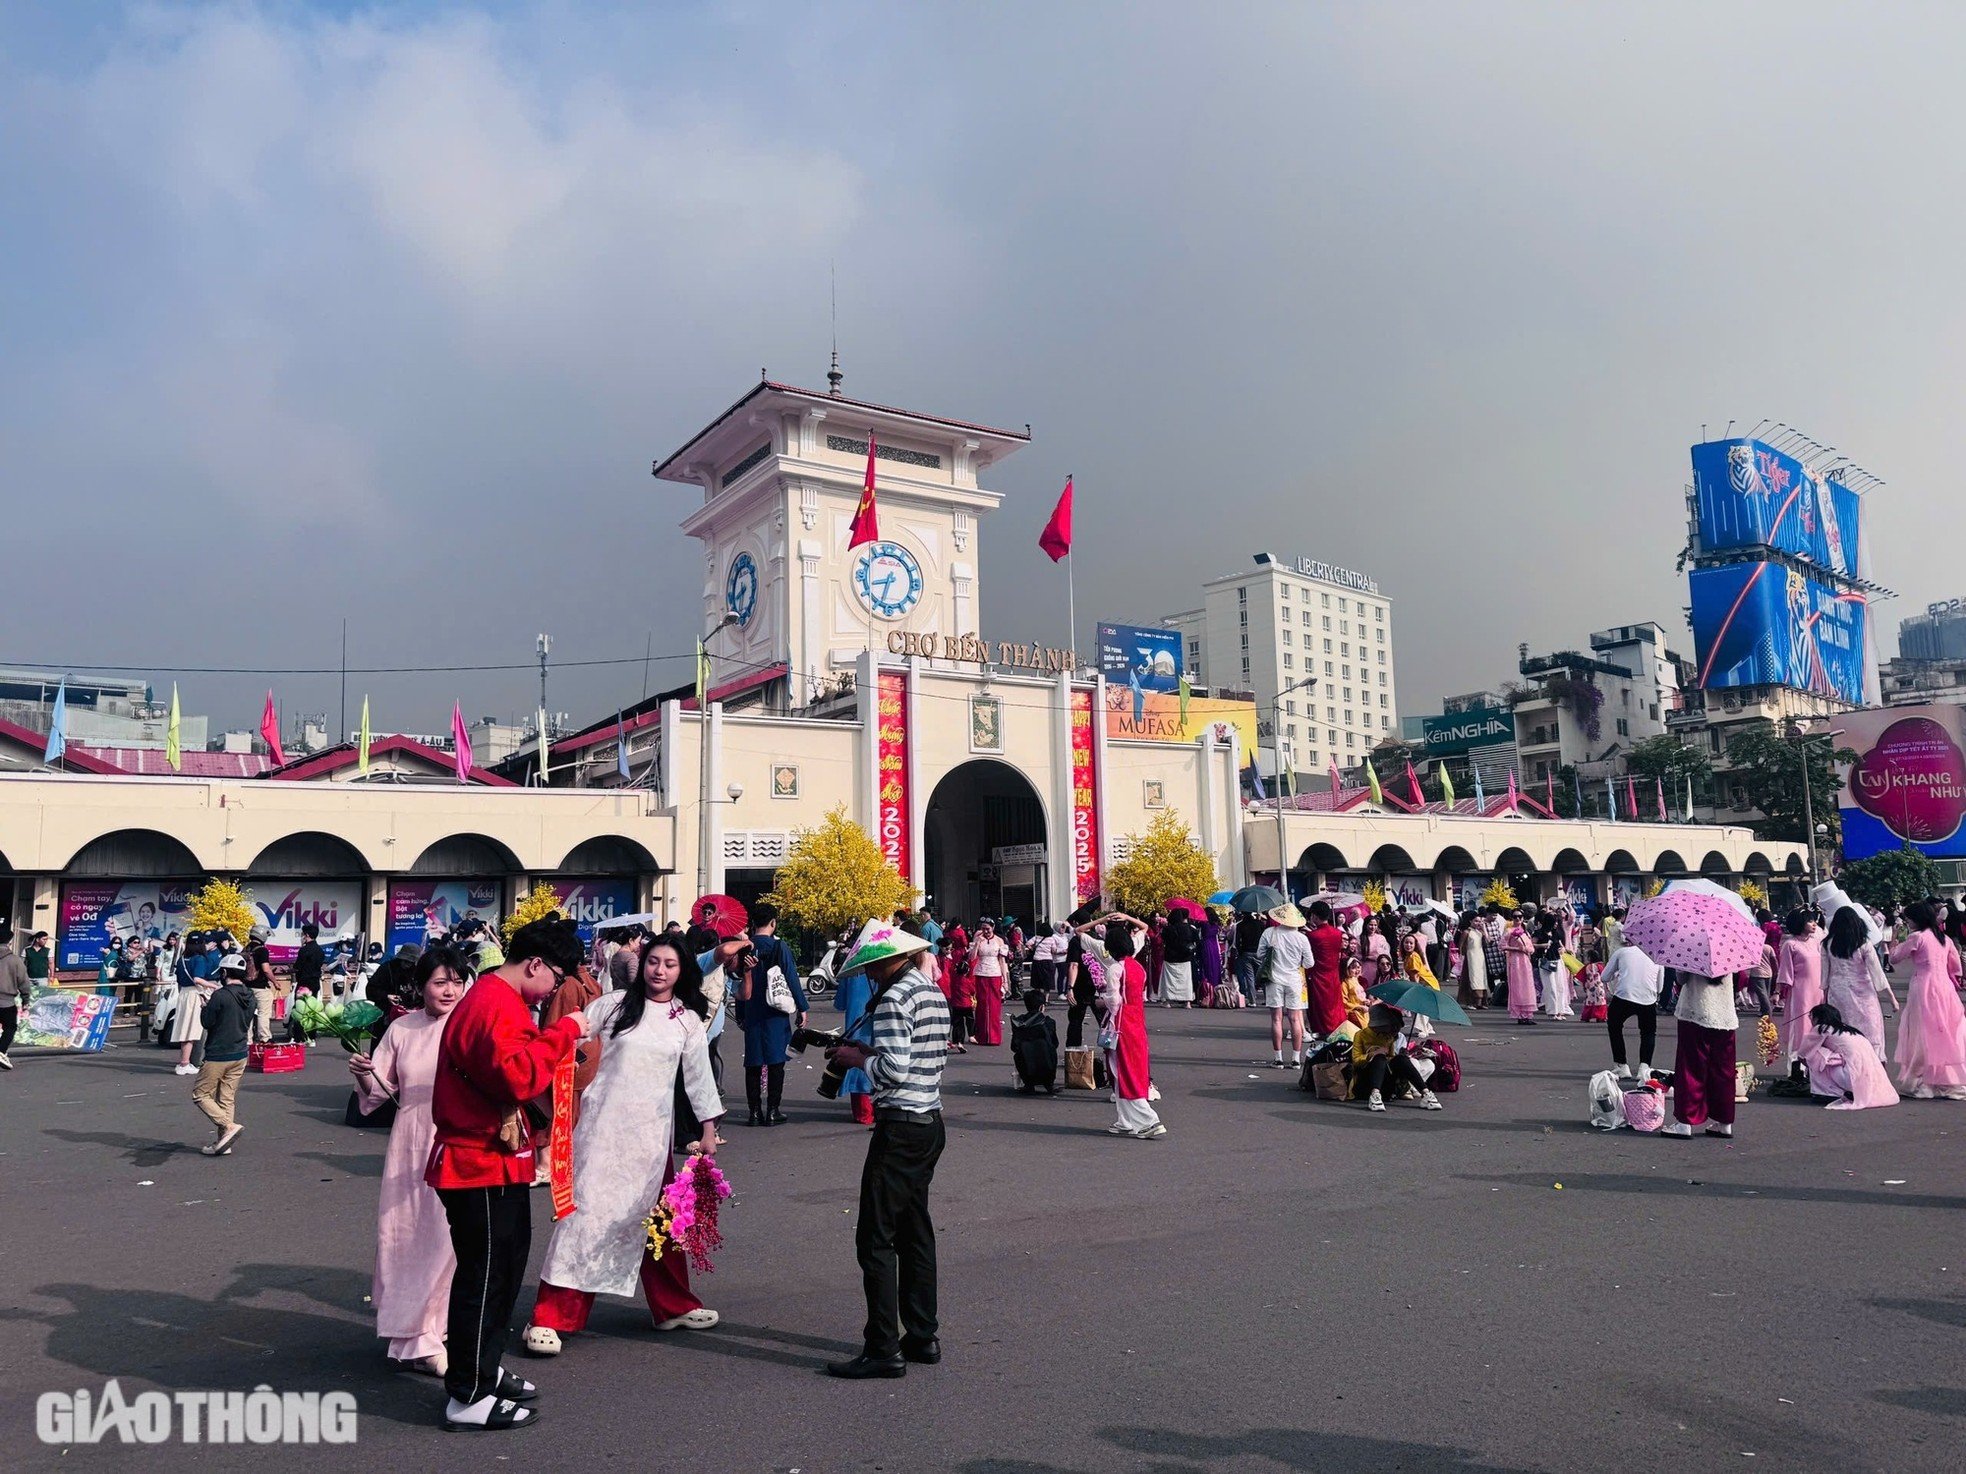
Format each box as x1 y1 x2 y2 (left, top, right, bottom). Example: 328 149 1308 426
1835 704 1966 860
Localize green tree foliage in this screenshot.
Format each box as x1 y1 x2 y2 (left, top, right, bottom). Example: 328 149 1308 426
1721 726 1854 845
1626 734 1712 789
1838 845 1944 911
1104 811 1221 918
763 806 917 939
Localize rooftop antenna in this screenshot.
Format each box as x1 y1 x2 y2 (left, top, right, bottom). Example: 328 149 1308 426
826 261 844 397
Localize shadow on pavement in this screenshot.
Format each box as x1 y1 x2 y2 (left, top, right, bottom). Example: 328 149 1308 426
42 1128 192 1169
3 1267 437 1429
295 1149 385 1178
1871 1386 1966 1418
955 1424 1536 1472
1870 1295 1966 1329
584 1315 855 1371
1460 1171 1966 1211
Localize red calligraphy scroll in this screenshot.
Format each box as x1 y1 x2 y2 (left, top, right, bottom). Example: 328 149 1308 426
876 671 912 882
1069 687 1101 905
548 1052 578 1221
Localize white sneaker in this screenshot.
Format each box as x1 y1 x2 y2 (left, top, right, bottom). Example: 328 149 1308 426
1614 1064 1633 1081
1704 1122 1734 1138
1420 1089 1442 1111
520 1325 561 1356
1661 1121 1693 1137
1367 1089 1386 1112
654 1308 719 1331
174 1063 197 1076
1636 1065 1654 1083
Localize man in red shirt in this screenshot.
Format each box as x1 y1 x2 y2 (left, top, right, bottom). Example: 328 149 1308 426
1304 900 1348 1038
427 915 589 1431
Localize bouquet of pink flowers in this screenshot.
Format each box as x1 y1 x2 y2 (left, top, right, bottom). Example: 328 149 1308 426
643 1156 734 1273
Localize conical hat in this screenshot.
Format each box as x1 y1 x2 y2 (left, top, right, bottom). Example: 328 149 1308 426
839 918 935 975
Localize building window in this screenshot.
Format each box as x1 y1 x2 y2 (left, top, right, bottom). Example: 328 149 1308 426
1328 729 1337 745
1325 661 1334 675
1649 703 1659 721
1378 673 1387 686
1341 643 1350 657
1344 709 1354 724
1282 629 1293 646
1241 656 1251 679
1283 653 1294 669
1616 717 1629 736
1382 716 1392 731
1301 611 1312 626
1308 748 1319 765
1326 705 1336 721
1240 633 1249 651
1288 722 1297 738
1238 587 1247 605
1281 584 1290 600
1376 628 1385 643
1239 609 1248 628
1343 687 1352 702
1377 650 1386 663
1342 664 1351 678
1322 615 1332 631
1340 620 1350 636
1321 592 1330 608
1346 731 1356 748
1379 694 1388 708
1324 639 1333 654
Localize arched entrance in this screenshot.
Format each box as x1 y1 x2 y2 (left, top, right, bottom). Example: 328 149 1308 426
923 760 1048 929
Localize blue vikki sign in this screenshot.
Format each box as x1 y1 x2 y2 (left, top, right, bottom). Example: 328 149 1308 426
1689 561 1868 707
1691 439 1861 579
1096 622 1183 693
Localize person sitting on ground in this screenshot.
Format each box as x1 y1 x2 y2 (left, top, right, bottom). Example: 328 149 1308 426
1799 1002 1897 1111
1350 1002 1442 1113
1337 955 1370 1035
1009 987 1060 1095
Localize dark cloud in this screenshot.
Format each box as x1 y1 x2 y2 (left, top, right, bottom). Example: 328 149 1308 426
0 2 1956 738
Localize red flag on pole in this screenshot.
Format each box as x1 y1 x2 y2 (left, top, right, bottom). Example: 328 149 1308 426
451 701 473 784
1038 476 1074 562
1546 770 1555 813
1506 769 1520 811
1406 760 1424 808
1626 772 1639 819
1656 776 1668 822
1329 758 1342 799
847 432 880 550
259 690 285 767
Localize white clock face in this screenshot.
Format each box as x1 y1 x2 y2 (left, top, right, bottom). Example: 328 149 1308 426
853 541 924 620
725 551 759 629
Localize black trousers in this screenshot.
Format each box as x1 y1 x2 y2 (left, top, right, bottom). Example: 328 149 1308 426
950 1007 973 1046
1354 1053 1426 1099
1064 999 1107 1048
0 1004 17 1055
438 1183 532 1404
856 1110 945 1359
1607 997 1658 1067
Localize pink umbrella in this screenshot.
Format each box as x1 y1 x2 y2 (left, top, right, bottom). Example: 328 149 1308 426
1166 898 1207 922
1624 891 1764 976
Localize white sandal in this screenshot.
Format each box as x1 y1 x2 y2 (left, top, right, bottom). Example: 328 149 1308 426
654 1307 719 1331
520 1325 561 1356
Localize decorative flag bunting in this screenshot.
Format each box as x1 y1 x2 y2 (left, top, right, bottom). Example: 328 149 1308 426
1129 667 1145 723
451 701 472 784
1177 675 1191 729
1506 769 1520 811
358 696 372 774
1365 758 1383 806
1246 756 1266 801
166 684 182 772
616 710 631 781
260 691 286 767
43 680 66 764
1329 758 1343 799
1607 776 1618 822
1573 768 1584 817
1545 770 1555 813
1685 773 1696 822
1656 776 1668 822
1473 766 1486 811
1626 772 1639 820
694 639 710 707
537 705 551 783
1407 760 1424 808
1438 761 1457 807
847 432 880 549
1038 476 1074 562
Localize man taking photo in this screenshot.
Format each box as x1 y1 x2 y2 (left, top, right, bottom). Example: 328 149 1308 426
824 918 950 1379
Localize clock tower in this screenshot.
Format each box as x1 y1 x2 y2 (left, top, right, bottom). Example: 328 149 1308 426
653 375 1031 708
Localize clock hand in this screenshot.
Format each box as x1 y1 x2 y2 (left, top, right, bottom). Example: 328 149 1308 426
876 572 897 600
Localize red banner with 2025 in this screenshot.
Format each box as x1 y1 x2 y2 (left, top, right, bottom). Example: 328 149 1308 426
1069 687 1100 905
876 671 912 882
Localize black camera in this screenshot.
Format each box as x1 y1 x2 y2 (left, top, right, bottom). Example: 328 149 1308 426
790 1026 850 1099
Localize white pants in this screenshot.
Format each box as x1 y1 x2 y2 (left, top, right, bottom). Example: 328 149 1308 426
1113 1094 1161 1134
1543 963 1572 1017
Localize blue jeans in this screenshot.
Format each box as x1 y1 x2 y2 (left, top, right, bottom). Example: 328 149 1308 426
1235 956 1258 1005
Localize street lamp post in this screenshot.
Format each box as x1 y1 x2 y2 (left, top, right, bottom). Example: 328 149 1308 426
1270 675 1318 898
1789 722 1845 884
697 611 741 900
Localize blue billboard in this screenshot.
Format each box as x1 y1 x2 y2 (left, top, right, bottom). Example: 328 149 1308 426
1689 561 1868 706
1097 622 1183 693
1691 439 1861 579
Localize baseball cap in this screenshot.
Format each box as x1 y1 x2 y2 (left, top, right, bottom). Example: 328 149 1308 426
217 954 248 975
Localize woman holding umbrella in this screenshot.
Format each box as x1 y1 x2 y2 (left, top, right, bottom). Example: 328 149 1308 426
1350 1001 1444 1113
1624 888 1761 1139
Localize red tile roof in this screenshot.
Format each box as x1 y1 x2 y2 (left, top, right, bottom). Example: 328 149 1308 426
0 717 123 774
258 734 516 786
549 663 790 758
77 746 272 778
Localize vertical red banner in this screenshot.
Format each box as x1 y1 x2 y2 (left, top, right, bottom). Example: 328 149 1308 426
1069 687 1101 905
876 670 912 881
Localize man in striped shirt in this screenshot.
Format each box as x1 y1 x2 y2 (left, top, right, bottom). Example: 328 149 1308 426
824 920 949 1379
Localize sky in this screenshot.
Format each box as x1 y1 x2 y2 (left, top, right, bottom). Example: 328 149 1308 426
3 1 1962 741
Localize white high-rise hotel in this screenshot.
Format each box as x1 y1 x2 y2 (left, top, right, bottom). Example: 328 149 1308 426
1161 552 1397 786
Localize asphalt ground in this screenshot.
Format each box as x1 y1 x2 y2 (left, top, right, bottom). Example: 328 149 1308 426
1 1003 1962 1473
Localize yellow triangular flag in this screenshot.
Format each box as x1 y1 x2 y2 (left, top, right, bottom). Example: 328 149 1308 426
165 684 182 772
358 696 372 773
1365 757 1383 805
695 638 710 706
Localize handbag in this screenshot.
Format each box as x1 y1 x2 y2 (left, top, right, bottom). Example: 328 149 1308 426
1312 1060 1351 1101
1063 1045 1097 1090
760 940 797 1015
1095 1009 1120 1052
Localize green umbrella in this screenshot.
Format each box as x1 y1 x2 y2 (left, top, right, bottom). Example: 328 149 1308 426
1366 979 1472 1026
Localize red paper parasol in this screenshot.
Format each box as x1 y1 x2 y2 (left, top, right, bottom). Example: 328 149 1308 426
692 893 750 938
1166 898 1207 921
